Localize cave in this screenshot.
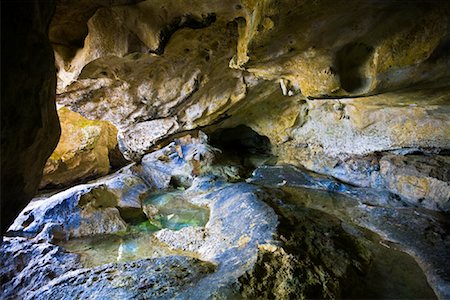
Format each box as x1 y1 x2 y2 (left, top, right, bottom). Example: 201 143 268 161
1 0 450 299
210 125 271 156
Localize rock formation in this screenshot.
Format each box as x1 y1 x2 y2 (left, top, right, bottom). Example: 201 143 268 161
40 107 124 189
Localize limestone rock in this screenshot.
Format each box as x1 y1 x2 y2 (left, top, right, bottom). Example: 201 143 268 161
28 256 215 300
9 170 151 240
1 0 60 233
0 237 82 299
40 107 124 188
56 11 247 160
254 168 450 299
4 169 278 299
234 0 450 98
380 154 450 212
140 132 224 189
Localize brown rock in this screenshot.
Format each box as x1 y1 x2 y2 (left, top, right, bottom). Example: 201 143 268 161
40 107 123 188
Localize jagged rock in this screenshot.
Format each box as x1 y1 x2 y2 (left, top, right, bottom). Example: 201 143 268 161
40 107 125 188
253 166 450 299
9 171 151 240
140 132 232 189
380 154 450 212
154 181 279 297
0 237 82 299
51 0 450 164
3 169 278 299
232 0 450 98
27 256 215 300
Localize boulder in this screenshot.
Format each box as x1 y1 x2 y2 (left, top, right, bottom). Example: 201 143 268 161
10 171 150 240
40 107 125 188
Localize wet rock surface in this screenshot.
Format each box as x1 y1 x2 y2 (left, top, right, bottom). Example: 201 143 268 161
2 0 450 298
2 136 280 299
3 135 449 299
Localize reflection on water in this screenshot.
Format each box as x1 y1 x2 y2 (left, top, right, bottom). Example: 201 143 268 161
58 191 209 268
59 232 199 268
143 192 209 231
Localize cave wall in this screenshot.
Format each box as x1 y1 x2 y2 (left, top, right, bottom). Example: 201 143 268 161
52 0 450 158
1 0 60 233
2 0 450 231
48 0 450 211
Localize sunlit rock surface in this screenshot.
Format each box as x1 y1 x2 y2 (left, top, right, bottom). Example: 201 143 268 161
40 107 124 188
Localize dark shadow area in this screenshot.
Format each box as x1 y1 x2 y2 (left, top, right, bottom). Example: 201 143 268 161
210 125 271 156
209 125 275 179
335 42 374 93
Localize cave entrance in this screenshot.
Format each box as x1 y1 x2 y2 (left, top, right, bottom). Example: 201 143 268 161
209 125 275 177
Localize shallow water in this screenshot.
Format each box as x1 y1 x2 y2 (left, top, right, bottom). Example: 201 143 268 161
59 232 201 268
59 191 209 268
143 192 209 231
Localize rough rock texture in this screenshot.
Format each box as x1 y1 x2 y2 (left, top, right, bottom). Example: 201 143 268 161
251 165 450 299
239 210 372 299
231 0 450 98
2 152 279 299
380 154 450 211
28 256 215 300
1 0 60 233
139 132 239 189
0 237 82 299
9 171 151 240
219 85 450 183
49 1 450 215
40 107 124 188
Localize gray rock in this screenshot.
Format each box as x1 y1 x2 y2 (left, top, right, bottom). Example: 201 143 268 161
249 164 405 207
27 256 215 300
380 154 450 212
0 237 82 299
156 181 279 298
3 174 278 299
258 170 450 299
7 170 151 240
140 132 222 189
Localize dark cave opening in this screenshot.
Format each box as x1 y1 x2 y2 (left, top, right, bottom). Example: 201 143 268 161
210 125 272 156
209 125 275 178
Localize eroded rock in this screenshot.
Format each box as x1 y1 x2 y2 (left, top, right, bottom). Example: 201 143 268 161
380 154 450 212
40 107 125 188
